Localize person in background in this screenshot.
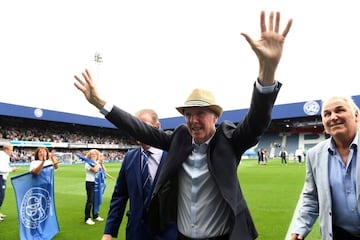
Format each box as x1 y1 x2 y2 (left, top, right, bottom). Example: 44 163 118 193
263 148 268 164
0 143 18 221
102 109 177 240
289 96 360 240
84 149 105 225
280 148 288 165
257 148 264 165
295 147 303 164
30 146 59 175
74 11 292 240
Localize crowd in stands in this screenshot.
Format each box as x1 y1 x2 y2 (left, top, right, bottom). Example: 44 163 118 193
0 116 136 145
0 116 137 163
1 116 322 164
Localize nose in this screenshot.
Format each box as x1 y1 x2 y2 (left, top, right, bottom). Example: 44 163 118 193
187 113 199 122
329 112 338 120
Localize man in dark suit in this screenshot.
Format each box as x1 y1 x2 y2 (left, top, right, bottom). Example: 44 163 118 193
75 11 292 240
101 109 177 240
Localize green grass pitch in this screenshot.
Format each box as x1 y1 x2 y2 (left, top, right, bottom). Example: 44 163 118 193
1 159 321 239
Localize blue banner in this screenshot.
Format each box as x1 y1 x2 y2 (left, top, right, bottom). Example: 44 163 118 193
11 165 59 240
75 153 106 214
75 153 96 167
94 168 106 214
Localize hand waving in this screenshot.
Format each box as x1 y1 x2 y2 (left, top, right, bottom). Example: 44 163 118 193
241 11 292 85
74 69 105 109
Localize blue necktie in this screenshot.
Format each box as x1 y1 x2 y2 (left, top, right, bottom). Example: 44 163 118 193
141 150 152 202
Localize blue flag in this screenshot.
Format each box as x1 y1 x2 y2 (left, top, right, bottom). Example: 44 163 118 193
75 153 96 167
11 165 59 240
75 153 106 214
94 167 106 214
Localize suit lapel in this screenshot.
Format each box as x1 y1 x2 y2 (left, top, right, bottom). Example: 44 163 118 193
133 148 144 198
317 140 331 200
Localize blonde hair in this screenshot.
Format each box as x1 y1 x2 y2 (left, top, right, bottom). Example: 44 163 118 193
135 109 159 125
2 143 13 151
85 149 101 160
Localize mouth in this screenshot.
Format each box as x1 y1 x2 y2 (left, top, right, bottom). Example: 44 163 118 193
191 126 202 131
329 122 343 128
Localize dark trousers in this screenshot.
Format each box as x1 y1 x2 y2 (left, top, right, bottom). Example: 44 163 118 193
84 181 98 221
0 177 6 208
333 226 360 240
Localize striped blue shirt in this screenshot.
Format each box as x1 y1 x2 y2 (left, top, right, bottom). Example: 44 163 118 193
177 138 231 238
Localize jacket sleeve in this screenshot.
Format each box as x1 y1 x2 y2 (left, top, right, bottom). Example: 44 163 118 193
103 154 130 237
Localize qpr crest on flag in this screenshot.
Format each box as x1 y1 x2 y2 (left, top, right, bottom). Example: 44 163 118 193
11 165 59 240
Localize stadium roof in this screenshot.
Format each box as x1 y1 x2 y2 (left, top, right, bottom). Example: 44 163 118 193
1 94 360 130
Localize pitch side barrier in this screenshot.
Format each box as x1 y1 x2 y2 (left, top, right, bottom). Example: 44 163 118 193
10 155 120 167
3 140 136 150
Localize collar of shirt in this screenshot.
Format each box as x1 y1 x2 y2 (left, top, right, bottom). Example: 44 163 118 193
328 131 359 155
141 146 162 165
192 143 208 154
191 130 215 153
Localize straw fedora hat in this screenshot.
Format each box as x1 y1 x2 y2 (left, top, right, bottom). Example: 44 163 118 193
176 88 223 117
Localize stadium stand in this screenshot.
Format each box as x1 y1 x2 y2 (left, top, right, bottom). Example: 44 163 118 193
0 115 137 164
3 94 360 163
